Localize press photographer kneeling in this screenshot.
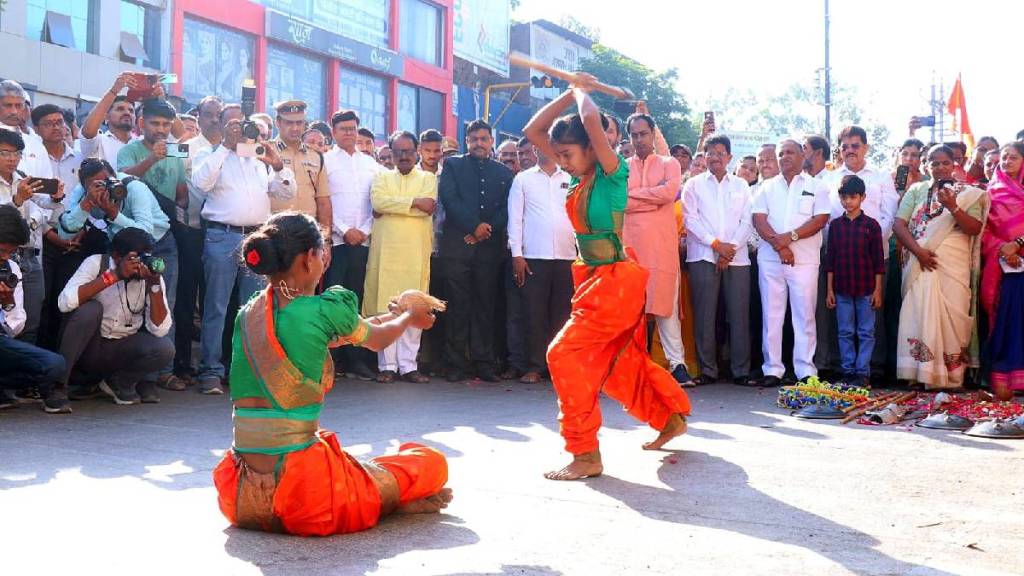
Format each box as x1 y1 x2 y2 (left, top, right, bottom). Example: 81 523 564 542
0 204 66 412
56 227 174 406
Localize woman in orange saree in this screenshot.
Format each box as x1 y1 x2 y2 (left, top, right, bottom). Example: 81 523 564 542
212 212 450 536
524 78 691 481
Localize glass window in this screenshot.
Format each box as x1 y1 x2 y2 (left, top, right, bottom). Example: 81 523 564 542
338 67 388 139
400 0 442 66
181 18 256 105
398 84 443 134
119 1 155 65
266 45 326 121
397 83 417 134
27 0 92 51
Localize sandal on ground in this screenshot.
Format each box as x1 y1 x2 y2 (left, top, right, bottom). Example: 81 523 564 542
377 370 397 383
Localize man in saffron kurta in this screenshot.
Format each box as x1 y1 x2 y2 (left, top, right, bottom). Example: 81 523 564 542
363 131 437 382
623 113 687 383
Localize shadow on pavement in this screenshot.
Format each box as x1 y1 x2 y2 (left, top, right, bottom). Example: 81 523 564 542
587 450 959 576
222 514 479 575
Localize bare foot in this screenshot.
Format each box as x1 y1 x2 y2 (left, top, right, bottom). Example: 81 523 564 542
544 451 603 481
396 488 453 514
643 414 687 451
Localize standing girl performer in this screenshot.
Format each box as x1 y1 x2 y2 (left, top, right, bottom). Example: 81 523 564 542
213 212 452 536
523 76 692 481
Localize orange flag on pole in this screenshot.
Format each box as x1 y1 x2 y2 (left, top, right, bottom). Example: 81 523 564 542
947 74 975 151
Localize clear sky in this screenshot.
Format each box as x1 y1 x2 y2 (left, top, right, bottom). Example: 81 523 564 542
513 0 1022 147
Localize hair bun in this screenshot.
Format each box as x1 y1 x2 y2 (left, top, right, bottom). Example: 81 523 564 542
242 235 280 275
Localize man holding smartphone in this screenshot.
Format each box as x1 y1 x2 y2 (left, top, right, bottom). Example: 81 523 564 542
117 98 187 391
191 104 295 395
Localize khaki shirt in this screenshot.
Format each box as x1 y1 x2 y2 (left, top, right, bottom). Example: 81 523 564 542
271 139 329 217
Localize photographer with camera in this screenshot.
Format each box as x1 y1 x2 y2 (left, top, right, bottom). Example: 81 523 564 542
0 128 65 346
55 227 173 406
191 102 295 395
59 158 170 245
0 204 66 412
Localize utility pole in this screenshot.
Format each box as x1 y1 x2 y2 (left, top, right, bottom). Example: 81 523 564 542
929 74 937 143
938 77 945 143
823 0 832 142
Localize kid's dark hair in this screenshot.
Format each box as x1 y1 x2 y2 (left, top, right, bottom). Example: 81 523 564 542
838 174 866 196
0 204 30 246
242 212 324 276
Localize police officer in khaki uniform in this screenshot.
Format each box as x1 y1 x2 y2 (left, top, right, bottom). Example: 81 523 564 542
271 100 332 241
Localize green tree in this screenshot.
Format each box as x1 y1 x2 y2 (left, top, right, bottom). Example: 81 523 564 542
705 81 893 167
578 45 697 149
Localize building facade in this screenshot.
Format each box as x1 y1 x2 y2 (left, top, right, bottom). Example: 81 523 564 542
0 0 456 138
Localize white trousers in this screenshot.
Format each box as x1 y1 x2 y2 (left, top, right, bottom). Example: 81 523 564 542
758 261 819 379
655 275 684 370
378 328 422 374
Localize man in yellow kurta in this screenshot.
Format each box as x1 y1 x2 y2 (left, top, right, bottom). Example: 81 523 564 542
364 131 438 383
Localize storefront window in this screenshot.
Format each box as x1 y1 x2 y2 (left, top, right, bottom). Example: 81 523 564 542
266 45 326 121
400 0 442 66
338 67 388 139
398 83 443 134
181 18 255 105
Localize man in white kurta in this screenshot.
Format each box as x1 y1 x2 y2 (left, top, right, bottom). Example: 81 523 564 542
363 131 437 382
751 140 831 384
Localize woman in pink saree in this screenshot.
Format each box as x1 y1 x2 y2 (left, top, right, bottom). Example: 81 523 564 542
981 142 1024 395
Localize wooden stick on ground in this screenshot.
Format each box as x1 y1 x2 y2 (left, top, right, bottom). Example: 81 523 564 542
841 392 917 424
841 392 899 415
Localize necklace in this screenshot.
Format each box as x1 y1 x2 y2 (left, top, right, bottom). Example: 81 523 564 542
118 279 145 327
275 280 301 300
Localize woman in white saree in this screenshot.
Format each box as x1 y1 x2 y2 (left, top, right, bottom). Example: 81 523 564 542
893 145 988 390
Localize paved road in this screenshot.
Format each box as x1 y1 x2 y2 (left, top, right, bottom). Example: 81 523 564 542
1 380 1021 576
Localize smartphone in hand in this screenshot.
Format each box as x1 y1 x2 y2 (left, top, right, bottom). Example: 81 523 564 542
895 165 911 192
30 177 60 196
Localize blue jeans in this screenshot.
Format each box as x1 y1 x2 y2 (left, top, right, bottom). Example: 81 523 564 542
199 227 265 380
836 294 875 378
149 231 178 379
0 334 65 394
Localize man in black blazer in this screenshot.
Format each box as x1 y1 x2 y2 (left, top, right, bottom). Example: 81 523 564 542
439 120 513 382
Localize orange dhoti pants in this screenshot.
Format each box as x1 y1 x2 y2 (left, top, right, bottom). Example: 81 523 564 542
547 259 692 455
214 430 448 536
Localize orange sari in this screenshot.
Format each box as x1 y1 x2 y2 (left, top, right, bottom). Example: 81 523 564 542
547 169 692 456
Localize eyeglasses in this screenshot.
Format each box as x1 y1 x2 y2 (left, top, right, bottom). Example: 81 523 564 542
392 149 417 157
840 143 863 151
37 120 65 130
0 150 23 159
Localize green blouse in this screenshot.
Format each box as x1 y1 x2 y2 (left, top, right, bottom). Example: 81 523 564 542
229 286 363 401
568 156 629 265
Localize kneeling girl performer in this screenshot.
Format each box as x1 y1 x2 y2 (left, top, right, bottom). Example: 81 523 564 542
213 212 451 535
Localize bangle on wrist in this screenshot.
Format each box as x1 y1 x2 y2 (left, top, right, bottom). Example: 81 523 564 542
1015 237 1024 248
101 270 118 287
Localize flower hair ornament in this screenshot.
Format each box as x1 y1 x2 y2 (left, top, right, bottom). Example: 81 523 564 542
245 249 261 266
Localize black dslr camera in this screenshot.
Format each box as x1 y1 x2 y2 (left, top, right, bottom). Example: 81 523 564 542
0 260 19 289
238 80 265 157
101 176 128 202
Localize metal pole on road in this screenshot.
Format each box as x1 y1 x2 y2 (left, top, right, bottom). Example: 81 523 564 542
824 0 832 142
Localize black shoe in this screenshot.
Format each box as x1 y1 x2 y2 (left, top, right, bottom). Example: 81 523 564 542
733 375 760 387
99 380 141 405
500 367 523 381
671 365 694 386
0 389 18 410
477 369 501 383
446 370 465 383
347 363 375 381
137 381 161 404
15 387 43 403
691 375 717 387
43 393 72 414
760 376 782 387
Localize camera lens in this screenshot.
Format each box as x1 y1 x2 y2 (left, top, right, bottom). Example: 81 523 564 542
255 145 265 156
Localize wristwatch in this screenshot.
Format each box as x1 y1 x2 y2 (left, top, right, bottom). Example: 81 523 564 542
790 230 799 242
